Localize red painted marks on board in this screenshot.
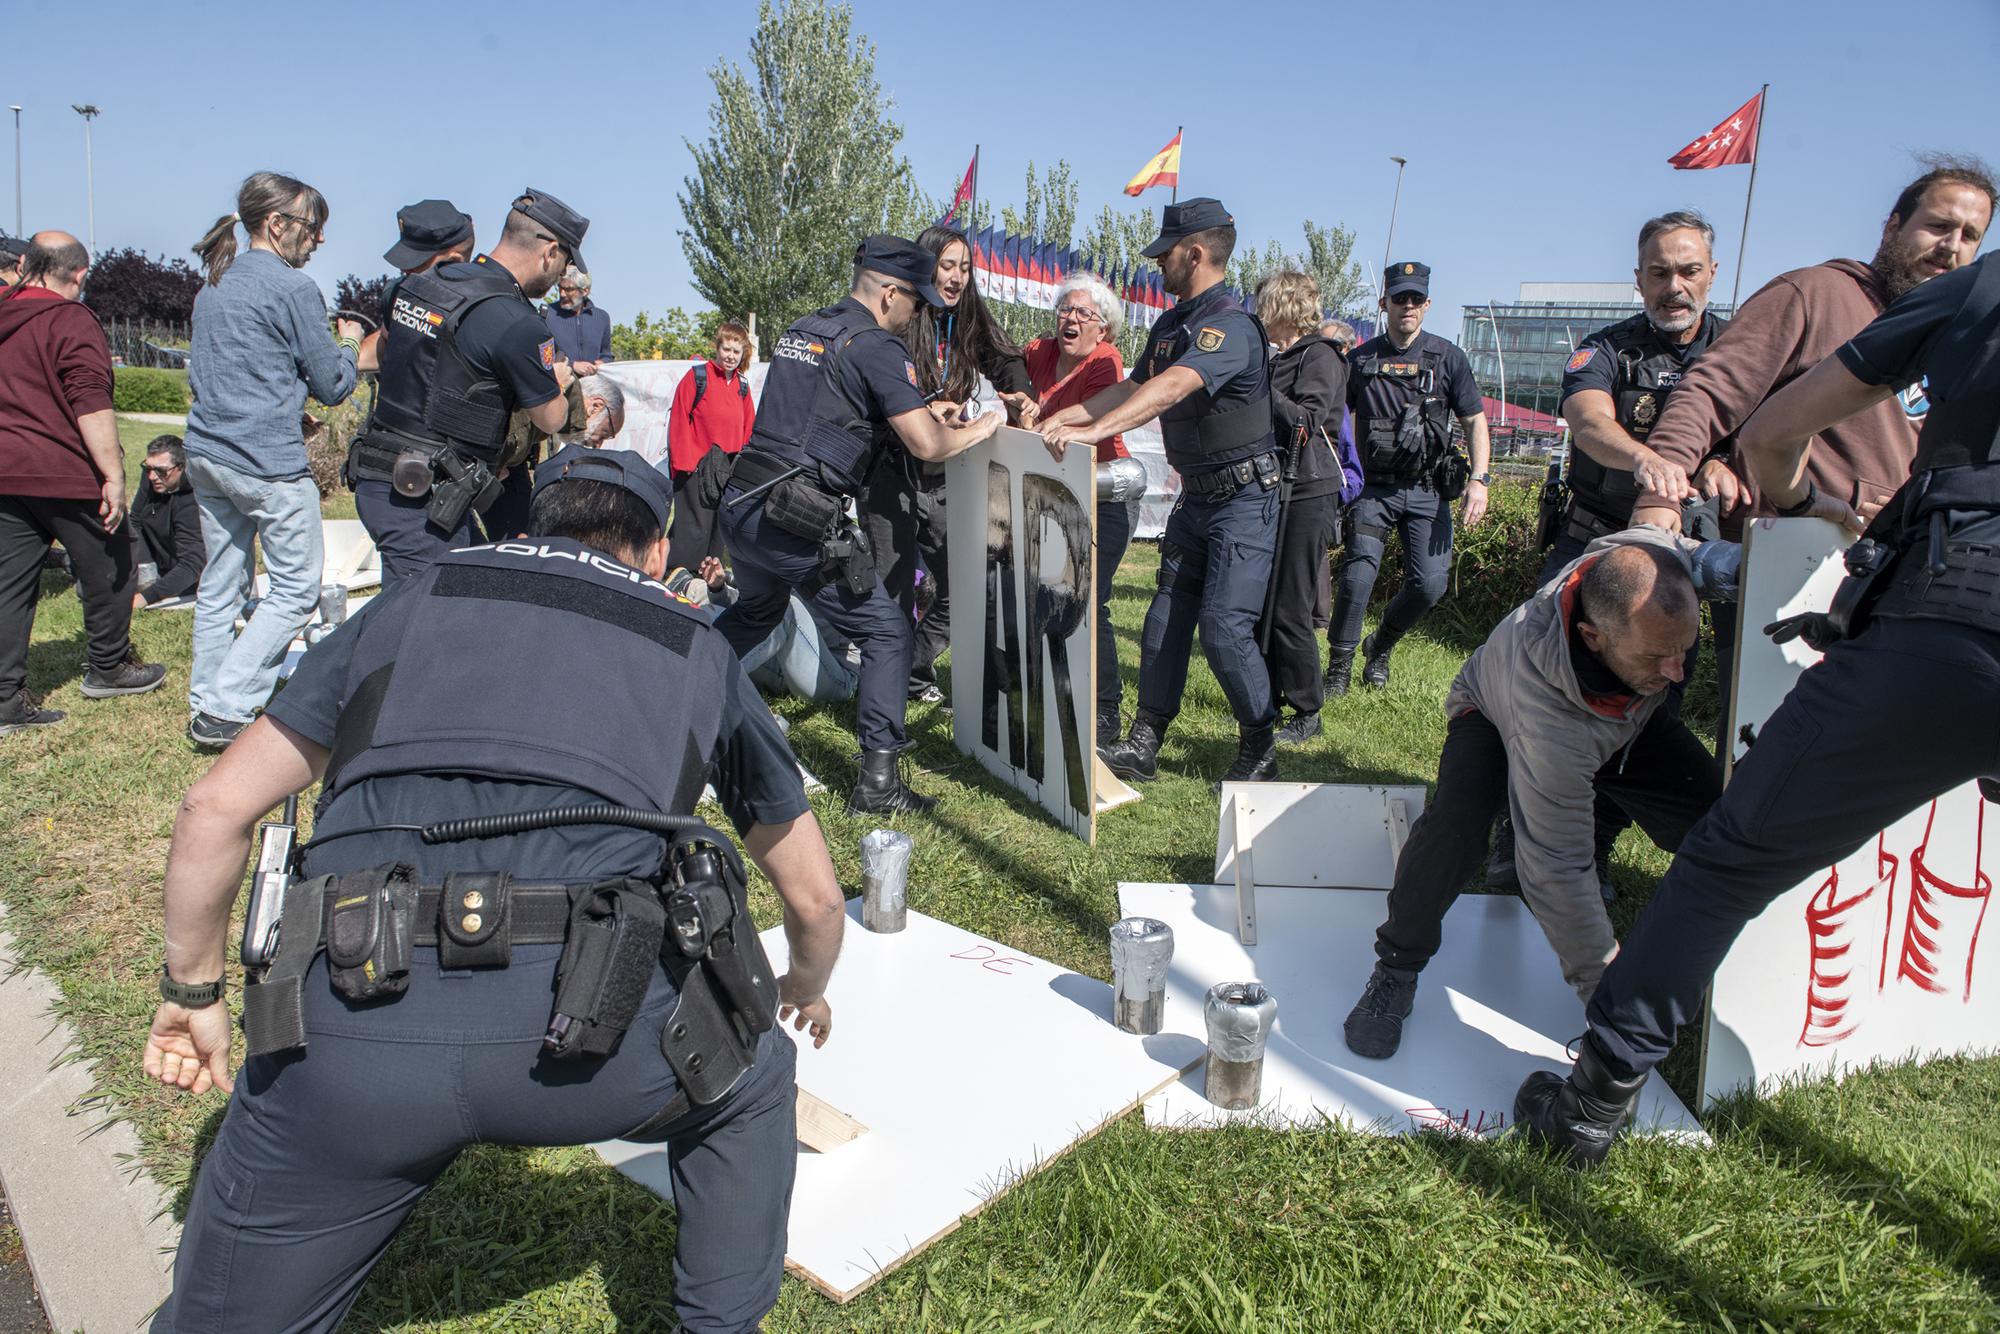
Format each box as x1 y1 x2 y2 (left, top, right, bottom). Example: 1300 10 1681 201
949 944 1037 976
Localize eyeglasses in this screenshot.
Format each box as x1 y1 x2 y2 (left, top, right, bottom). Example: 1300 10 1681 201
1387 292 1428 307
277 212 325 241
1056 305 1103 325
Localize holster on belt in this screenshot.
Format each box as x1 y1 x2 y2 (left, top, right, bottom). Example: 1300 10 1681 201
543 879 668 1060
325 864 418 1003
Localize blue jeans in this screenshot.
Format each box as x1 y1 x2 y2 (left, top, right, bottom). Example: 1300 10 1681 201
187 455 323 723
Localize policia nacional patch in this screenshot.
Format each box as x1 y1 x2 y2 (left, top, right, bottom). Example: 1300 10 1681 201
1196 326 1227 352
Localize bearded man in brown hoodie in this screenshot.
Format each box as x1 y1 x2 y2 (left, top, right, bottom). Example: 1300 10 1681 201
1627 158 1992 730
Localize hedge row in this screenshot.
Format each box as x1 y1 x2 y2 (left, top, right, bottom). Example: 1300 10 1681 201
112 367 190 414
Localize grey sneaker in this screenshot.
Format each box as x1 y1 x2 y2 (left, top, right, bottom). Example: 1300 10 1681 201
189 711 247 752
1343 963 1420 1059
0 690 64 736
80 652 167 699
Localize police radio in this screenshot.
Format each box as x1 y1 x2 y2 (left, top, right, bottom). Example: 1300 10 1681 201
240 795 300 974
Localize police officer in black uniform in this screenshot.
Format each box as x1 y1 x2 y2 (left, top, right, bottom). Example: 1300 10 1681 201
1044 199 1285 788
1540 212 1727 583
1326 262 1491 693
347 190 585 590
144 445 847 1331
1516 250 2000 1166
1490 211 1729 894
716 236 1003 814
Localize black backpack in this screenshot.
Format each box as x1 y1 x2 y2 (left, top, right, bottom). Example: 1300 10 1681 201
691 362 750 411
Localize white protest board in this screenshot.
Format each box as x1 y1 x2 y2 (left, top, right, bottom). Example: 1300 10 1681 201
1212 782 1427 890
945 426 1102 840
595 359 770 470
1703 517 1999 1103
1123 882 1703 1142
595 902 1189 1302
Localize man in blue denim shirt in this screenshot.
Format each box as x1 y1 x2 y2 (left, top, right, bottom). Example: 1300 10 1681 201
184 171 360 750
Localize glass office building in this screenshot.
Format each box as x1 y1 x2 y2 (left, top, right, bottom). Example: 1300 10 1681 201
1459 282 1733 431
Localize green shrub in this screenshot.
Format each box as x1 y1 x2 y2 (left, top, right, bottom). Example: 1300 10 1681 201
1372 474 1545 644
112 367 190 414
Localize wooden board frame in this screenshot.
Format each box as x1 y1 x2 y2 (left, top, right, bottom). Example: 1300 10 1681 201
946 426 1117 840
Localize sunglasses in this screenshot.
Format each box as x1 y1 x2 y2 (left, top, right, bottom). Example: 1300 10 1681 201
1387 292 1428 307
142 463 178 476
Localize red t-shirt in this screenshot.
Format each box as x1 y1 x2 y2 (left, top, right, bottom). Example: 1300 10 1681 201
667 359 757 476
1023 336 1127 462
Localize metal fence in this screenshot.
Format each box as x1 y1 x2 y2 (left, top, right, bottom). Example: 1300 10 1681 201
102 319 192 370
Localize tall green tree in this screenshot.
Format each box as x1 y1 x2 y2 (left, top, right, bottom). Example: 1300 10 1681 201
678 0 927 350
1228 220 1372 321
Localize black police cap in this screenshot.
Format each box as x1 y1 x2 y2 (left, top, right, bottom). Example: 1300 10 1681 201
855 234 944 307
514 188 590 274
533 444 674 537
1384 261 1431 298
1141 197 1234 259
383 199 474 272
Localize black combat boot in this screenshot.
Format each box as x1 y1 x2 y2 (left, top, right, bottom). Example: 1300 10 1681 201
1513 1033 1649 1168
1099 711 1166 783
1360 628 1402 688
1096 709 1122 747
1322 648 1355 699
1485 816 1519 892
847 748 938 815
1211 722 1278 793
1343 962 1420 1058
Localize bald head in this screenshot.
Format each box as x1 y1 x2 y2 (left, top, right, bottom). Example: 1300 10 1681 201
1576 543 1699 696
22 231 89 298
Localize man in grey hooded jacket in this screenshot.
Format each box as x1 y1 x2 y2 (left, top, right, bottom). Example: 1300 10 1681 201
1344 526 1736 1059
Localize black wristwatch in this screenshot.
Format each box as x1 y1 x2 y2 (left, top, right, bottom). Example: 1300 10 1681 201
159 965 226 1009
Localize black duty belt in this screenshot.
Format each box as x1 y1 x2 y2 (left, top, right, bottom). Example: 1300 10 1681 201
730 449 813 496
348 427 465 483
1185 452 1279 498
1561 499 1625 544
1875 540 2000 635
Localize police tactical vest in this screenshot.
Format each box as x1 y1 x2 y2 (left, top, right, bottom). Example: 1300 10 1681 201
740 301 882 498
1145 287 1276 474
374 264 533 464
1566 313 1724 524
1352 342 1451 481
1906 258 2000 482
321 539 729 817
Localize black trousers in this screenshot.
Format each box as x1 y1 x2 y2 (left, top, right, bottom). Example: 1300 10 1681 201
1259 490 1340 715
862 456 950 694
1331 480 1452 650
1378 706 1721 981
668 448 734 574
0 494 137 701
1587 614 2000 1079
481 463 535 542
1096 495 1137 721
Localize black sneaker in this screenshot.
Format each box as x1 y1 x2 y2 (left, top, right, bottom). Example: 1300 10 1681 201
1486 817 1520 892
1343 963 1419 1059
1275 711 1321 747
189 711 247 752
909 682 945 706
0 690 64 736
1360 631 1396 688
80 651 167 699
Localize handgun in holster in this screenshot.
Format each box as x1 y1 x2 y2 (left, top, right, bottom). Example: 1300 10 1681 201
656 828 779 1106
240 795 300 976
426 448 502 532
820 519 876 597
1535 458 1569 551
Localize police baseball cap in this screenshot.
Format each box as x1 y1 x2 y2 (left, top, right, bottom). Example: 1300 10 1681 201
1384 261 1431 299
383 199 474 271
533 444 674 536
1141 197 1234 259
513 188 590 274
855 234 943 307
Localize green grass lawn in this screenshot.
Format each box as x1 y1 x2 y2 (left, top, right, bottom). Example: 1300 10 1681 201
2 450 1995 1330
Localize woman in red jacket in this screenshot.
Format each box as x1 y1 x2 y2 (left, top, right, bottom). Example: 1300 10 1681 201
1023 272 1132 742
666 319 756 570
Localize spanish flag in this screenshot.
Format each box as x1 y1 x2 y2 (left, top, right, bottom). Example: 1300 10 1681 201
1123 131 1182 197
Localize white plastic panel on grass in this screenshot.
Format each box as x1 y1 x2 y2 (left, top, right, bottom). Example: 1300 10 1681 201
1122 882 1703 1142
596 901 1192 1302
1212 781 1428 889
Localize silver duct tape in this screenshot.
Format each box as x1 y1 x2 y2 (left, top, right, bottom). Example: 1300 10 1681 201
860 828 913 933
319 583 349 627
1095 455 1148 502
1108 918 1174 1001
1203 981 1277 1062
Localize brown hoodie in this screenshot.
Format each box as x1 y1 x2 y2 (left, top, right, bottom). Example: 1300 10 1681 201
0 283 115 501
1637 258 1921 537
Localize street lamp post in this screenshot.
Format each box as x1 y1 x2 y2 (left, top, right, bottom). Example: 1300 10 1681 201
1481 304 1508 427
71 104 99 255
1383 155 1407 274
8 106 20 237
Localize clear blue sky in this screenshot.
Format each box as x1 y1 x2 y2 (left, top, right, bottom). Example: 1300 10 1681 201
9 0 1996 339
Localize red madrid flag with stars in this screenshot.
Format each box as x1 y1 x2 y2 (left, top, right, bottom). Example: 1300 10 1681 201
1667 91 1762 169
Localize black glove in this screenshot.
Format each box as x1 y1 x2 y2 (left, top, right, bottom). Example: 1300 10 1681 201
1763 612 1841 654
